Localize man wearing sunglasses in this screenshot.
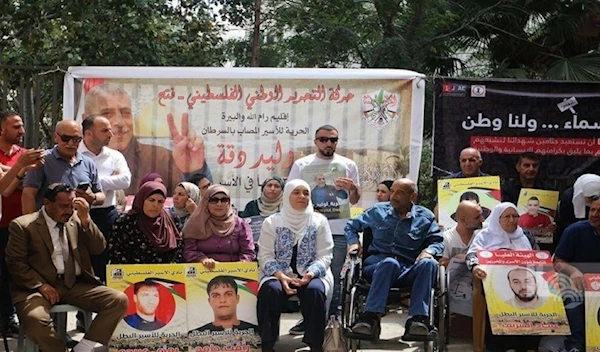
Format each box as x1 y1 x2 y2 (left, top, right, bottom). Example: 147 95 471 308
22 120 105 214
287 124 360 332
5 183 128 352
83 85 212 195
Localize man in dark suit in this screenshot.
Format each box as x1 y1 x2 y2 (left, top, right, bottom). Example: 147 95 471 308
5 183 128 352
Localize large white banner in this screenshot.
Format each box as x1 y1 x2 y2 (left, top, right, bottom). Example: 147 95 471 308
64 67 425 209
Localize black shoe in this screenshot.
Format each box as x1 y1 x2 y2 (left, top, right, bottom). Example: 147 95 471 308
76 311 86 332
0 318 19 338
351 311 380 338
402 315 437 341
288 319 304 335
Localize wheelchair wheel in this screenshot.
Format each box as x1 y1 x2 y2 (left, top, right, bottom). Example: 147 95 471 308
436 264 447 351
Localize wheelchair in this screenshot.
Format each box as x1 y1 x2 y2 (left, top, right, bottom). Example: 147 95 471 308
340 230 449 352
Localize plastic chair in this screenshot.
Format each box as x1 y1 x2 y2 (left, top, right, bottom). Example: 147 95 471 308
17 304 92 352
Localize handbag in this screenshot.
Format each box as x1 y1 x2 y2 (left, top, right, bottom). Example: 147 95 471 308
322 315 347 352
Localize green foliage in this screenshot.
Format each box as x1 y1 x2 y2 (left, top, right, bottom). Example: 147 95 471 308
0 0 225 67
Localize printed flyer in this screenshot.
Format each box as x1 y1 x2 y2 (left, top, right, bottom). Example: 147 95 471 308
478 250 570 335
299 163 351 220
437 176 501 229
107 264 187 351
516 188 559 244
186 262 261 352
585 274 600 351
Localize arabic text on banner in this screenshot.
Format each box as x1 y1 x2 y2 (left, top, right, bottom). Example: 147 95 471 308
478 250 570 335
516 188 559 244
437 176 501 230
106 264 187 352
66 70 425 211
433 78 600 179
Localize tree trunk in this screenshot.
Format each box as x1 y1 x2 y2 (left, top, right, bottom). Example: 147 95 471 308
251 0 261 67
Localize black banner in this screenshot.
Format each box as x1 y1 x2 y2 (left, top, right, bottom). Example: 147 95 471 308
434 78 600 180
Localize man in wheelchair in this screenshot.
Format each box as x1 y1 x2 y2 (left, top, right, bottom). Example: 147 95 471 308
344 178 443 340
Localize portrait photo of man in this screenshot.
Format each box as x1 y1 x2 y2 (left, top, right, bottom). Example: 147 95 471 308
124 280 167 331
190 276 258 333
504 267 546 310
518 196 554 238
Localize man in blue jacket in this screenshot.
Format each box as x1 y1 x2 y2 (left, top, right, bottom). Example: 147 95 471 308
345 178 443 340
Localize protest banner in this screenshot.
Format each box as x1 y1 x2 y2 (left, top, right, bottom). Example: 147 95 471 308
585 274 600 351
437 176 501 230
106 264 187 351
516 188 559 244
186 262 261 352
63 67 426 211
478 250 570 335
434 78 600 180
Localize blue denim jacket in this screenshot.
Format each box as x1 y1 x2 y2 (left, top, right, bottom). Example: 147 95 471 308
345 202 443 265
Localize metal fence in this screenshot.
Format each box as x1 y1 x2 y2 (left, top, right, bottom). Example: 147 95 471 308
0 65 64 148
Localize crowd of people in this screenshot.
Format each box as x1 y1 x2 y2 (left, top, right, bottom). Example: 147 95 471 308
0 105 597 352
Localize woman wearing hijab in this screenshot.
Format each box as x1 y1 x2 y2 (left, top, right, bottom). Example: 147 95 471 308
139 172 163 188
466 202 539 352
110 181 182 264
257 180 334 352
182 185 255 267
556 173 600 244
376 180 394 202
169 182 201 231
240 176 285 218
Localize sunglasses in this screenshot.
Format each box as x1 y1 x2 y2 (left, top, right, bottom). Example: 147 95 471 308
58 134 83 144
316 137 339 143
44 183 74 199
208 197 230 205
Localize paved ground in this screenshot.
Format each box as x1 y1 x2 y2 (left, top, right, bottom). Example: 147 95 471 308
1 310 473 351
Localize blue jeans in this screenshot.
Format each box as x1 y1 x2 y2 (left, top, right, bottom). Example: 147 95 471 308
328 234 347 316
363 255 437 317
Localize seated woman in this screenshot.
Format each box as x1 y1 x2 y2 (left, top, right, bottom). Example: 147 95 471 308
257 180 334 352
110 181 182 264
375 180 393 202
240 176 285 218
169 182 201 231
182 185 255 267
466 202 539 352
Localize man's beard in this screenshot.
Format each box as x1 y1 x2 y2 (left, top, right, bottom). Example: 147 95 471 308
515 292 537 302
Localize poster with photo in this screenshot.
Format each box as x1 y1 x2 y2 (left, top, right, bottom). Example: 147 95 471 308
585 274 600 351
106 264 187 351
478 250 570 335
437 176 501 230
517 188 559 244
299 163 351 220
447 258 473 317
186 262 261 352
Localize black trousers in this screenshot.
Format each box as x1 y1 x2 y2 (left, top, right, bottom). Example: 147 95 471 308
257 278 326 349
89 206 119 283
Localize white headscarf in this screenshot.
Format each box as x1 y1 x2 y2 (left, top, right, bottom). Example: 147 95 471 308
469 202 532 252
280 179 314 239
572 174 600 219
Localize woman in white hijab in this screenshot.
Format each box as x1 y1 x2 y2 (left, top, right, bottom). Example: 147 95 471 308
257 179 333 352
466 202 539 352
572 173 600 219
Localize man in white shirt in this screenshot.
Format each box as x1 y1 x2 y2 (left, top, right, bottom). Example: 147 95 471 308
440 200 484 267
79 115 131 282
287 124 360 332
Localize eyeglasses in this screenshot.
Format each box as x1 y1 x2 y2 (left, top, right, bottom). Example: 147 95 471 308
316 137 339 143
591 194 600 201
208 197 230 204
58 134 83 144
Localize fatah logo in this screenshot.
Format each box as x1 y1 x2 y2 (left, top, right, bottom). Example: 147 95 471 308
361 89 400 130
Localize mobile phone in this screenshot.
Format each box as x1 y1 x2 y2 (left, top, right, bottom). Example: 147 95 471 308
77 182 90 191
